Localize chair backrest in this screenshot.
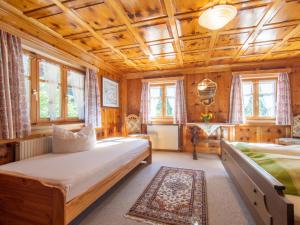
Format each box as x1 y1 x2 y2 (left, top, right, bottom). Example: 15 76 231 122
293 114 300 138
126 114 141 134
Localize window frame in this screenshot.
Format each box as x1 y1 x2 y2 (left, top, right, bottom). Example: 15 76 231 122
241 76 278 123
66 69 85 120
149 82 176 122
23 50 85 125
38 58 63 122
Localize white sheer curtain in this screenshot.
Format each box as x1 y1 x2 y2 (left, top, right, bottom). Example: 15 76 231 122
68 71 85 120
140 81 150 124
229 75 244 124
40 61 60 121
276 72 292 125
85 68 101 127
174 80 187 124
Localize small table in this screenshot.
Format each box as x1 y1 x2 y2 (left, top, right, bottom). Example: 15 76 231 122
186 123 234 159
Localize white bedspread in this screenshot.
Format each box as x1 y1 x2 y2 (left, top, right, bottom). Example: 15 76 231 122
0 137 149 202
231 142 300 156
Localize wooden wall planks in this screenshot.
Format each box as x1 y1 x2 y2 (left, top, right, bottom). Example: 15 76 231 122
126 65 300 150
97 69 123 138
127 78 142 115
290 66 300 116
185 71 232 123
127 66 300 120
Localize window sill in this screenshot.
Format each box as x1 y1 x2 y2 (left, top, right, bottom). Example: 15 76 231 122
243 120 275 125
31 122 84 136
0 123 85 144
150 119 175 125
237 122 291 127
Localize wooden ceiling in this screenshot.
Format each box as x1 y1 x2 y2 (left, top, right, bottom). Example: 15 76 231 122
2 0 300 73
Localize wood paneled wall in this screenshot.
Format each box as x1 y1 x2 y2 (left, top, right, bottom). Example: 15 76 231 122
126 65 300 148
290 66 300 116
127 79 142 116
127 66 300 120
185 72 232 122
97 70 123 138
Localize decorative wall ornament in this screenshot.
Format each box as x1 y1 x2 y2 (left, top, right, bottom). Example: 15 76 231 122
102 77 119 108
197 79 217 106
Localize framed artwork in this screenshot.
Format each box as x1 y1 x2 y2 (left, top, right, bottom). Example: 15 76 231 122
102 77 119 108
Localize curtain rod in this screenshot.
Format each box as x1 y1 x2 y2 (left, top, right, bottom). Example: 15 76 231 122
142 76 184 83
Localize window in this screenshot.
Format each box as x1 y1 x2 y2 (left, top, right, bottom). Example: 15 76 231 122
39 60 61 120
241 77 277 121
21 51 85 124
67 70 85 119
22 54 31 113
149 83 176 121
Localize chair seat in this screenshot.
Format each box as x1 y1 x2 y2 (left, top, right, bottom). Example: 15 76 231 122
277 138 300 145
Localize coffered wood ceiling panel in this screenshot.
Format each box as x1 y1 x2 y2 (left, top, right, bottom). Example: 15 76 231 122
2 0 300 74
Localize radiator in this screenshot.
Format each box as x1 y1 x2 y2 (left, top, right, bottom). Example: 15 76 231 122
147 125 179 150
15 136 52 161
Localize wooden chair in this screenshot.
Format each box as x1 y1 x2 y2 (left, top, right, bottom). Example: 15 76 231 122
125 114 148 139
277 114 300 145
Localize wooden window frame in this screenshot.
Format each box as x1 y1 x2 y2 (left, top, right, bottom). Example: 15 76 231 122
149 83 176 123
66 69 85 120
22 50 85 125
241 76 278 123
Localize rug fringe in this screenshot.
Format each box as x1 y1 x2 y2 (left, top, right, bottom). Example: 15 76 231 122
124 214 167 225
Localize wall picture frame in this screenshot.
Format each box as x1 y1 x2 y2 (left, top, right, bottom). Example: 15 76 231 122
102 77 119 108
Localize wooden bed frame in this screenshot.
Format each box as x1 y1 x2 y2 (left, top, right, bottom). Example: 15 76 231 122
221 140 294 225
0 144 152 225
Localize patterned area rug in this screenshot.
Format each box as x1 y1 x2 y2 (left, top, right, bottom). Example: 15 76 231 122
126 166 207 225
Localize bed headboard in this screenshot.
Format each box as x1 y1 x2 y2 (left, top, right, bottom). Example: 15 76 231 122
15 136 52 161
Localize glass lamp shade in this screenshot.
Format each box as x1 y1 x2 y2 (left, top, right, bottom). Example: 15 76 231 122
198 5 237 30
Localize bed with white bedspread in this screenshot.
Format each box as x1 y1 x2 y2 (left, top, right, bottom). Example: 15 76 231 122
0 137 152 225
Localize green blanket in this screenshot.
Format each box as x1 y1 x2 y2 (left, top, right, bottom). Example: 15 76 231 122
234 142 300 196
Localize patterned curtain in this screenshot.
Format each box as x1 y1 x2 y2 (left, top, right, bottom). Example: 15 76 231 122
174 80 187 124
0 30 31 139
140 81 150 124
276 72 292 125
229 75 244 124
84 68 101 127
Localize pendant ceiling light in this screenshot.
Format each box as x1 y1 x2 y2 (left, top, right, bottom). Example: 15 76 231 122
198 4 237 30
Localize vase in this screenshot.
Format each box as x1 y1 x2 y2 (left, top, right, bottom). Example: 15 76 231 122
203 118 210 123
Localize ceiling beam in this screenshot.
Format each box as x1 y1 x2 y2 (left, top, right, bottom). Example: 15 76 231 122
125 57 300 79
49 0 139 70
262 23 300 60
233 0 285 61
206 31 218 65
0 0 119 74
0 20 97 71
163 0 184 67
104 0 161 69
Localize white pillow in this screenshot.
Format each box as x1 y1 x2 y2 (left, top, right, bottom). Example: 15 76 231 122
52 124 96 153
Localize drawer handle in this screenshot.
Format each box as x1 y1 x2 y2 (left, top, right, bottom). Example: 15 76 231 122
253 188 257 193
254 201 257 206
